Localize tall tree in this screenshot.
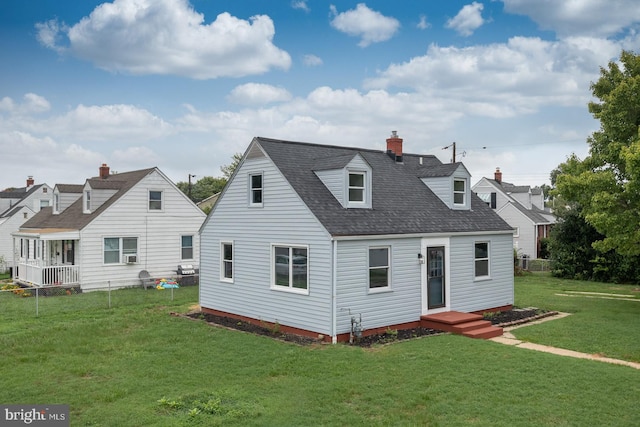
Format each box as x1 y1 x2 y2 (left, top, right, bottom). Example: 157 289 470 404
555 50 640 256
220 153 243 180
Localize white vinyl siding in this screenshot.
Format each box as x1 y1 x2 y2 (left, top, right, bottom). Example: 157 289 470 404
335 238 422 334
200 153 333 335
76 170 206 289
448 234 514 313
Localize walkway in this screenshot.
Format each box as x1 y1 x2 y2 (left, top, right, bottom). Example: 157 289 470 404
489 312 640 370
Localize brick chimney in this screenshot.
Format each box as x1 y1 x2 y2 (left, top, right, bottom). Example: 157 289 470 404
26 176 34 188
99 163 110 179
494 167 502 183
386 130 403 163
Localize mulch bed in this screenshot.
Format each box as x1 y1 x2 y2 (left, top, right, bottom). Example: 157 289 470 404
183 307 556 347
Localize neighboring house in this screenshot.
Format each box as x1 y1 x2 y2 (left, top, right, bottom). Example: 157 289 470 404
472 168 555 259
196 192 220 213
12 164 207 290
0 177 53 273
199 134 514 343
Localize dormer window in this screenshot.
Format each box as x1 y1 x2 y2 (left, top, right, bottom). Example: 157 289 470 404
348 172 365 203
453 179 466 205
54 193 59 213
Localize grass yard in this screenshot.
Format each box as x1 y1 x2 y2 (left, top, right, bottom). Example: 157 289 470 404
514 272 640 363
0 278 639 426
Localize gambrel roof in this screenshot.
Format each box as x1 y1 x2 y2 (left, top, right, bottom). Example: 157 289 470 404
253 137 512 236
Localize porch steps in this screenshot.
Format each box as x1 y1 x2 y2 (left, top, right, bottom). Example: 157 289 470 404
420 311 503 339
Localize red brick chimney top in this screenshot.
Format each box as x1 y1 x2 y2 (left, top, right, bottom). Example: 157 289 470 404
26 176 34 187
386 130 403 162
99 164 110 179
494 167 502 183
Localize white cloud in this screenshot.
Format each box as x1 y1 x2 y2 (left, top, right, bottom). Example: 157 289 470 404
446 2 485 36
303 54 323 66
36 0 291 79
363 36 621 116
112 146 160 164
227 83 293 105
417 15 431 30
39 104 173 142
0 97 15 112
23 93 51 114
291 1 310 12
329 3 400 47
502 0 640 37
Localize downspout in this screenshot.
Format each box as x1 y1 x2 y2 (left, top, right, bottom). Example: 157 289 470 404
331 238 337 344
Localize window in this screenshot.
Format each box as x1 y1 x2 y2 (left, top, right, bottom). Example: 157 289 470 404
453 179 466 205
149 191 163 210
249 173 263 206
348 172 365 203
181 235 193 260
221 242 233 282
369 247 390 290
104 237 138 264
54 194 59 213
40 199 50 208
43 187 48 193
85 190 91 212
474 242 490 278
273 245 308 292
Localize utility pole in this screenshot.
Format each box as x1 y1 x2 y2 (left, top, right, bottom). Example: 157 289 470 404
188 174 196 200
443 142 456 163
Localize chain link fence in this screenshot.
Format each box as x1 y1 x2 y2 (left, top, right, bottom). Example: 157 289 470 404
0 277 198 318
517 256 551 272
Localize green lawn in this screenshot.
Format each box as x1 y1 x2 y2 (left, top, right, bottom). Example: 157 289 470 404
0 280 639 426
514 272 640 362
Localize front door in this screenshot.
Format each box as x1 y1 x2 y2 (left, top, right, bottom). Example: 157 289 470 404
427 246 445 309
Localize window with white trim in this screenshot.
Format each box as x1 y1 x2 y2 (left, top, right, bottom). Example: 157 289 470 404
369 246 390 290
149 190 163 210
181 235 193 260
249 173 263 206
348 172 365 203
84 190 91 212
453 179 466 205
221 241 233 282
474 242 490 278
103 237 138 264
54 194 59 213
272 245 308 292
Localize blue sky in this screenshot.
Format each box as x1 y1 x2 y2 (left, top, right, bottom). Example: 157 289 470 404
1 0 639 191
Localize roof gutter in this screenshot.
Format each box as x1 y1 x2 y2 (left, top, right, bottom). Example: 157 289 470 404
331 229 515 241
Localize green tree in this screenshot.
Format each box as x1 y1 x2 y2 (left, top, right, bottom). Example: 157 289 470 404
220 153 243 180
176 176 226 203
555 50 640 256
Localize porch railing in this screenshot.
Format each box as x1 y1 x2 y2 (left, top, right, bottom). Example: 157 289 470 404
16 263 80 286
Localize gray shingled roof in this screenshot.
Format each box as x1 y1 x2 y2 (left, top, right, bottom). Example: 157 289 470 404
56 184 83 193
20 168 155 231
255 137 512 236
0 184 44 217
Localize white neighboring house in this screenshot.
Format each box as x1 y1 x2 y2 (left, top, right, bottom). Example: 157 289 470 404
199 134 515 343
472 168 555 259
12 164 207 290
0 177 53 273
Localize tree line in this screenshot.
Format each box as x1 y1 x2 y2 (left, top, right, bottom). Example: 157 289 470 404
548 50 640 283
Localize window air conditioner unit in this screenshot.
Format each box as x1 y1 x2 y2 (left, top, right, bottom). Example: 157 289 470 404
125 254 137 264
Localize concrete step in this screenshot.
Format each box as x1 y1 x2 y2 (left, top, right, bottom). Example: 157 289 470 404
462 326 504 339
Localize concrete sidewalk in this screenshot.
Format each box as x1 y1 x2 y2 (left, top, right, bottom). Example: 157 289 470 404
489 312 640 370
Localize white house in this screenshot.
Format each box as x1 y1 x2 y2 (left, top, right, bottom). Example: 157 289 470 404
0 177 53 273
199 134 515 343
472 168 555 259
12 164 207 290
